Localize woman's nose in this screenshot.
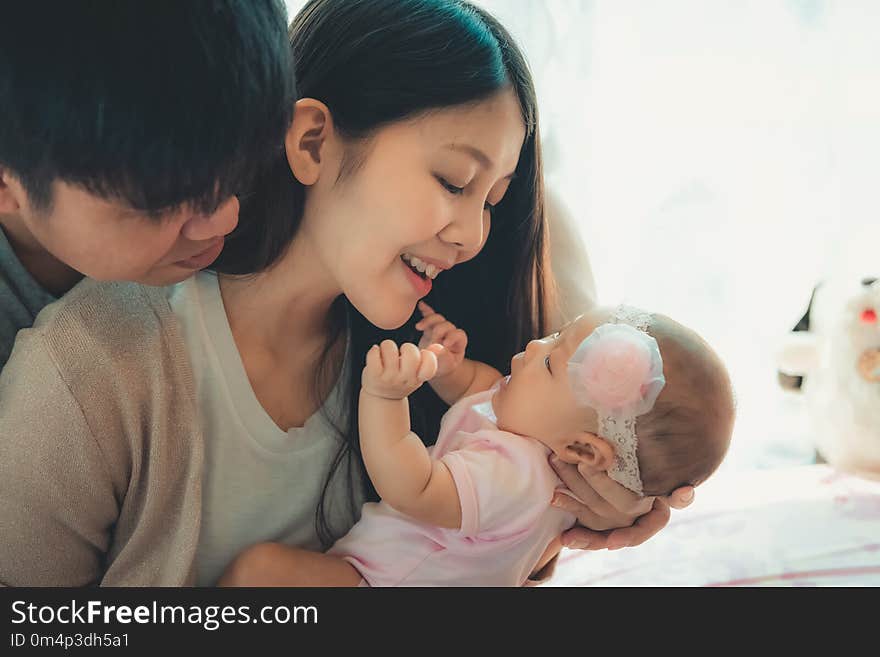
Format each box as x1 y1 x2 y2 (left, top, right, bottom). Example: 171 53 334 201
181 196 240 242
438 204 488 253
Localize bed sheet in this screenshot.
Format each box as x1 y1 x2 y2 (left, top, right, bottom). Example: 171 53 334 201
547 464 880 586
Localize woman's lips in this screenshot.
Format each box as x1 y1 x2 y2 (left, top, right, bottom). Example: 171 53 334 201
401 257 433 297
174 237 225 270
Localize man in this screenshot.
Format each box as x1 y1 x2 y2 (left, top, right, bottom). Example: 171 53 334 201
0 1 295 366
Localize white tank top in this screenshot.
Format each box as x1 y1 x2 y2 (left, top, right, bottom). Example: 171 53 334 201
167 271 364 585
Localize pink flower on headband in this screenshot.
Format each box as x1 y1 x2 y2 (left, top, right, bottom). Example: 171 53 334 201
570 323 665 415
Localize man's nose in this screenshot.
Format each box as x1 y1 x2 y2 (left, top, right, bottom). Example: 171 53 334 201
181 196 240 242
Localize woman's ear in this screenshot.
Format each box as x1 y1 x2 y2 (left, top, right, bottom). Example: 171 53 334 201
559 432 615 471
284 98 335 186
0 169 24 214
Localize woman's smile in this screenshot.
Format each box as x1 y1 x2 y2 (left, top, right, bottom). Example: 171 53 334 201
400 254 435 297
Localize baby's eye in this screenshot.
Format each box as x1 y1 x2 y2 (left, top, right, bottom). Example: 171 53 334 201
544 355 552 373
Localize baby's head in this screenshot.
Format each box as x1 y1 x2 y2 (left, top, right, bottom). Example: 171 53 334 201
492 305 735 497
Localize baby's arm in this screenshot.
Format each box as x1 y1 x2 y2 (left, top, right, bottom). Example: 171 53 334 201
358 340 462 529
415 301 502 405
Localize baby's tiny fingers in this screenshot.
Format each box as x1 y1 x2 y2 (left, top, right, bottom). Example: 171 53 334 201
399 342 422 379
418 301 436 317
429 320 457 342
365 344 382 370
416 313 447 333
424 343 445 357
416 349 439 381
445 328 468 352
379 340 401 374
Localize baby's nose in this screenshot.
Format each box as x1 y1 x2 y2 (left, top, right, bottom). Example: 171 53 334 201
523 340 543 358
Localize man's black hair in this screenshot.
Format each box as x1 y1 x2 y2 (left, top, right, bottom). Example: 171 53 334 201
0 1 295 216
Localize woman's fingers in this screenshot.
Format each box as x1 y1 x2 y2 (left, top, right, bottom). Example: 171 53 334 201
547 456 675 552
555 497 672 551
559 525 610 551
603 496 671 549
551 467 625 523
550 490 619 531
667 485 695 510
577 463 654 517
550 459 633 524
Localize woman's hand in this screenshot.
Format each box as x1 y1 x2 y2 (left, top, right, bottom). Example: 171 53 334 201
549 456 695 550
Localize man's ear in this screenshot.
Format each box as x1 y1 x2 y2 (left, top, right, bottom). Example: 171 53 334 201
0 168 24 214
559 432 615 471
284 98 335 186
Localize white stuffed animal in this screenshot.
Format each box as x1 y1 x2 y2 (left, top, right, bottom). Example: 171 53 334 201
777 276 880 477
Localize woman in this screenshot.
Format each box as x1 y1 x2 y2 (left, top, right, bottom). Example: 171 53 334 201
0 0 691 586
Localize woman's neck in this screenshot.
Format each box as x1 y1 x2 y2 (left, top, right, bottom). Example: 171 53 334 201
218 232 342 359
217 233 347 431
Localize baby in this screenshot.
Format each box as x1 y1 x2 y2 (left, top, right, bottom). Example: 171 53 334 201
220 302 735 587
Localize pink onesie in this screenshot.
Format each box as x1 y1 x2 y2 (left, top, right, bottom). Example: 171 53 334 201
328 383 576 586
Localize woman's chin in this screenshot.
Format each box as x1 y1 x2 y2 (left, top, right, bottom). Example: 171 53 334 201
361 302 417 331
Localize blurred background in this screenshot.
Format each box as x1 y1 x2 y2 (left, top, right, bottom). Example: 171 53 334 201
285 1 880 477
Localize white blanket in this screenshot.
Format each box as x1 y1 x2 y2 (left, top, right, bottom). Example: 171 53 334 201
548 464 880 586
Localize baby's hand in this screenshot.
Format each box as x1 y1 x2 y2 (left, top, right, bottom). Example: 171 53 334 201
415 301 467 378
362 340 440 400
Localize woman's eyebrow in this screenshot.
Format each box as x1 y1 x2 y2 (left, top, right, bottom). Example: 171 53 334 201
444 143 517 180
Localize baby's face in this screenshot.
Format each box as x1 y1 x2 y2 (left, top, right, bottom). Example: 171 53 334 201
492 312 600 452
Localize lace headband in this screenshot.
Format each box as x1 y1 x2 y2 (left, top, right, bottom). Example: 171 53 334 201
566 305 666 495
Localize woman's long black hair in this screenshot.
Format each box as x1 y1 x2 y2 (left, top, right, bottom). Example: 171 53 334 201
213 0 552 547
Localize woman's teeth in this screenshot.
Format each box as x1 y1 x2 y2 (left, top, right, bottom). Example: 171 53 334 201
401 253 440 280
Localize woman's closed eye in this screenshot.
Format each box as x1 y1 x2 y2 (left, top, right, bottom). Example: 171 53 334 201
437 176 465 196
437 176 497 215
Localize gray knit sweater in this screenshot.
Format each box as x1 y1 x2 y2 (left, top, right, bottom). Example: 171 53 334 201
0 280 203 585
